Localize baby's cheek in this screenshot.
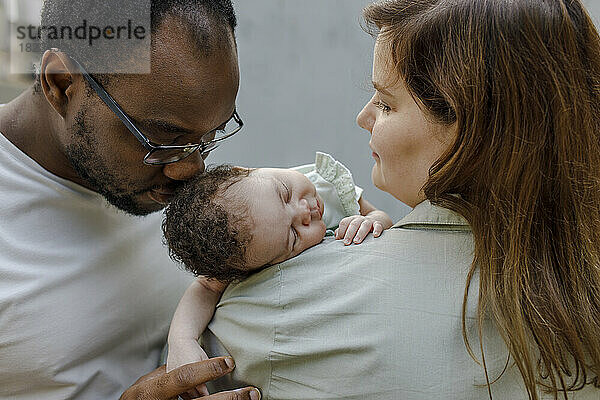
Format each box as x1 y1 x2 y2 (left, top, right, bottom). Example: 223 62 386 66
312 222 327 245
287 225 325 261
299 222 327 253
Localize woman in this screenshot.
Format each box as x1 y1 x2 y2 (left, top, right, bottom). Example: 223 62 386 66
359 0 600 398
200 0 600 399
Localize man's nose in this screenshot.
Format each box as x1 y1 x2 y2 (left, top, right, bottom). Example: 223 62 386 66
296 198 311 226
356 98 375 133
162 151 205 181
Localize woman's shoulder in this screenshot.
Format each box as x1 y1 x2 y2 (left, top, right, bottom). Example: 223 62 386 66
214 211 482 399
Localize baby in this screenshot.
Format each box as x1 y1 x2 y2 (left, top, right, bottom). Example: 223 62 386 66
162 152 393 396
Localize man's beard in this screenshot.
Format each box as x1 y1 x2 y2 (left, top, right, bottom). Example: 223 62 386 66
64 108 161 216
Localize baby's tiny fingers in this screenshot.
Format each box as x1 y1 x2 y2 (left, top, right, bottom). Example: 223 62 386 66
373 221 384 237
184 388 201 399
344 219 363 245
337 218 353 239
353 220 373 244
197 383 210 396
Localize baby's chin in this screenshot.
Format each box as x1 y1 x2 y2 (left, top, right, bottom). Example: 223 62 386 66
296 224 328 254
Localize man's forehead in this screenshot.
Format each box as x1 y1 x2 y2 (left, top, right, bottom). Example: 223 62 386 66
124 15 239 131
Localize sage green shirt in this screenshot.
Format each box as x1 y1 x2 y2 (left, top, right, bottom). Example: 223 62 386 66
202 201 597 399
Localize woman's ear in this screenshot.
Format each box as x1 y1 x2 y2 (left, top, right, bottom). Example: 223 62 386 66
39 50 78 119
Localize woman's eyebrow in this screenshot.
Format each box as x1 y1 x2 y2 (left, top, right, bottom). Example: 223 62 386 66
372 81 393 96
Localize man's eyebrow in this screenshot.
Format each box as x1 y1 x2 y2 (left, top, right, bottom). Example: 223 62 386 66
140 119 195 135
372 81 393 96
141 110 235 136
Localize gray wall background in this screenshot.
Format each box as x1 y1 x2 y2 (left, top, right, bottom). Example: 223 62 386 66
1 0 600 221
215 0 408 220
589 0 600 26
212 0 600 221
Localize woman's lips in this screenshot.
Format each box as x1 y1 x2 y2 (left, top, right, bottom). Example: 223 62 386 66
370 143 379 160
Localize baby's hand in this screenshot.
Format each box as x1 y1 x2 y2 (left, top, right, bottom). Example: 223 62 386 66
167 338 211 397
335 215 385 245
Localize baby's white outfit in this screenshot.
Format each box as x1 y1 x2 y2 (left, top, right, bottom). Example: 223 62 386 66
291 152 363 233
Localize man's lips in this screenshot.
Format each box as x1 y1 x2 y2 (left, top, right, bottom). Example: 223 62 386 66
148 187 177 205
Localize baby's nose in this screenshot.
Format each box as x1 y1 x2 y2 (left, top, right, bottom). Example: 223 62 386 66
297 198 311 225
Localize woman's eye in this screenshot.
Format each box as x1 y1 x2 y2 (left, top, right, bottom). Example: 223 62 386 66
373 100 392 113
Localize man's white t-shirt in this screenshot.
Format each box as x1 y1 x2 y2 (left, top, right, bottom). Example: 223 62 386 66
0 132 192 399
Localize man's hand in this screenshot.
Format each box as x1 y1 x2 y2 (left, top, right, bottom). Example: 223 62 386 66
167 338 212 397
120 357 260 400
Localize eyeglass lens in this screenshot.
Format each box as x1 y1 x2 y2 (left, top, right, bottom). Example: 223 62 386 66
144 113 241 165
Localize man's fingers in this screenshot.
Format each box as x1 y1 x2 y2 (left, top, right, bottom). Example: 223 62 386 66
150 357 235 399
132 365 167 386
170 357 234 394
205 387 261 400
120 358 259 400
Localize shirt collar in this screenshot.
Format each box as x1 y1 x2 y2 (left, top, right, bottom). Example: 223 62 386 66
393 200 471 231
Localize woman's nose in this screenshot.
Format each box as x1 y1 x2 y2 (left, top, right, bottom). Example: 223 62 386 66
295 198 311 226
356 98 375 133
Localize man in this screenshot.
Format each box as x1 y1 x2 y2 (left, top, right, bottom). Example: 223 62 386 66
0 1 258 399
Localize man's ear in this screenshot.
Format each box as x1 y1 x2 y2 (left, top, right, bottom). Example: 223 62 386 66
40 50 79 119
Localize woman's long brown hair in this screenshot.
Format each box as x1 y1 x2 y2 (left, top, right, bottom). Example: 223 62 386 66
364 0 600 398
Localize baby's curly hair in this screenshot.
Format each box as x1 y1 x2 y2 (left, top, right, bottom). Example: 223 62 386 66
162 165 252 283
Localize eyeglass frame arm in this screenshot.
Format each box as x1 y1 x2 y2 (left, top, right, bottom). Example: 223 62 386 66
71 58 155 152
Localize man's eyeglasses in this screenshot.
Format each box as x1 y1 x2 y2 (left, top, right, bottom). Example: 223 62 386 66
70 58 243 165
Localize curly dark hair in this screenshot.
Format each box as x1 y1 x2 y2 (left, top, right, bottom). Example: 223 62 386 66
162 165 253 283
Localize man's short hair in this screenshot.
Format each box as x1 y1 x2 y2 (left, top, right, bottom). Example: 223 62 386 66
37 0 236 77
